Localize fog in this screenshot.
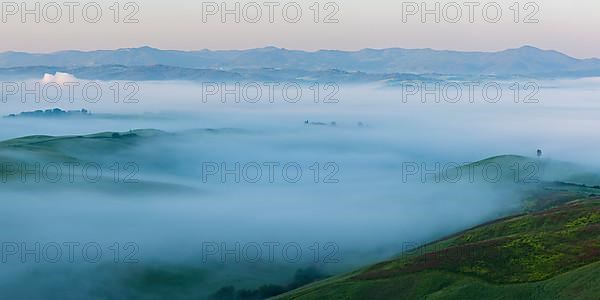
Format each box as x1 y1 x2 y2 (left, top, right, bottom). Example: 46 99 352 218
0 78 599 299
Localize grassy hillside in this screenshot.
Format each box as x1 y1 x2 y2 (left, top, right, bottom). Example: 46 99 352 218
276 198 600 300
0 129 165 160
0 129 192 194
274 155 600 300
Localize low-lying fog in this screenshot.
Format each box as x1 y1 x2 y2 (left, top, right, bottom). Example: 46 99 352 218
0 77 599 299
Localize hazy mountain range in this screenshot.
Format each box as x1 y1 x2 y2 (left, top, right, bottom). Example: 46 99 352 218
0 65 440 83
1 46 600 79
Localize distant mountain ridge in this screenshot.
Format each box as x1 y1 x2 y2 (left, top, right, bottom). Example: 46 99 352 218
0 65 439 82
1 46 600 77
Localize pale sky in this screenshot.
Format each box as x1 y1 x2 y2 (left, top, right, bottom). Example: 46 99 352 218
0 0 598 58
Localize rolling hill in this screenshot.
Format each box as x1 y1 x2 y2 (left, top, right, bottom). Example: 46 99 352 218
276 199 600 299
0 129 191 194
275 156 600 300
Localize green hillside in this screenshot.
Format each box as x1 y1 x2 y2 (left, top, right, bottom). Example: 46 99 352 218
0 129 165 160
276 198 600 300
276 155 600 300
0 129 190 194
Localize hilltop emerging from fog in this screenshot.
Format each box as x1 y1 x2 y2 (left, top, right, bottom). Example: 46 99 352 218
5 108 91 118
